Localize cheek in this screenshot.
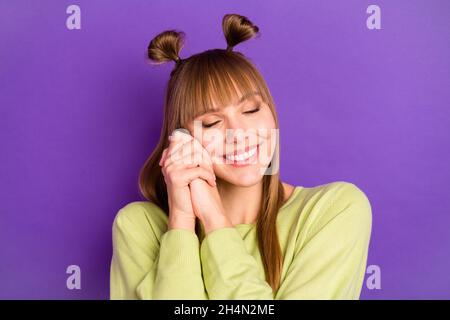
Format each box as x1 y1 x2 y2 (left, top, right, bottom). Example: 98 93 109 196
253 109 276 131
263 110 277 129
257 111 277 158
254 112 277 145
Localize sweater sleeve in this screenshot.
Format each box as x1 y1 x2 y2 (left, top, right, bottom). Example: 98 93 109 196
275 183 372 299
200 227 274 299
110 203 208 300
200 183 372 300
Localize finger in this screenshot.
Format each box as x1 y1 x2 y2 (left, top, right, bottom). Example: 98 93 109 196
163 139 190 166
191 138 214 167
164 163 216 187
166 132 193 161
169 129 192 144
190 138 215 174
181 166 216 187
166 140 215 177
164 147 196 168
164 148 210 173
165 163 216 187
159 148 168 166
165 139 194 167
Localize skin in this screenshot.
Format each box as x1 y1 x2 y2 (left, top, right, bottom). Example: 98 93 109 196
160 89 295 234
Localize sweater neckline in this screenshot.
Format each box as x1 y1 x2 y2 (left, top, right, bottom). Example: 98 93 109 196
233 186 302 229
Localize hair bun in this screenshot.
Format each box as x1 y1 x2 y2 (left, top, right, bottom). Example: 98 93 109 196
222 14 259 51
147 30 185 64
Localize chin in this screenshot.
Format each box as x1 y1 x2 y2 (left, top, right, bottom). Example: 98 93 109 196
215 165 265 187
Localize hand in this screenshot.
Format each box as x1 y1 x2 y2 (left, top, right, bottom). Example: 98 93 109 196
190 179 232 233
181 135 232 232
159 129 216 231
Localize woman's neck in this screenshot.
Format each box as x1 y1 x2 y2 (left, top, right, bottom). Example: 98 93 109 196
216 179 263 226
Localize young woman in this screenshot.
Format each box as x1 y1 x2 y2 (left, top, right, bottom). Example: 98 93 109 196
110 14 372 300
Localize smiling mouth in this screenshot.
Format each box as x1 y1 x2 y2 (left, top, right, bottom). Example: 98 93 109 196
223 143 261 162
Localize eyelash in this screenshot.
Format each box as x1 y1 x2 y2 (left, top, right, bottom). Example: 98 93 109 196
202 106 261 128
203 121 220 128
244 106 261 114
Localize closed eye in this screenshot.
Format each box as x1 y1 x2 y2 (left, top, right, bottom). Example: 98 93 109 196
244 106 261 114
202 120 221 128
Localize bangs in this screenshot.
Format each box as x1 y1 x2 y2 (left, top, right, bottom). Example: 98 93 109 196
172 50 265 127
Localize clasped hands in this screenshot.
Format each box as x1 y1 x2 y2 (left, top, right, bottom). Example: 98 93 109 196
159 130 232 234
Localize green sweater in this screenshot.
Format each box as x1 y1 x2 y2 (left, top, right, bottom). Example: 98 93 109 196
110 181 372 299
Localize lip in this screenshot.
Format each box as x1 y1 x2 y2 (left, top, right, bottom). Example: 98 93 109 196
223 143 261 167
223 143 262 158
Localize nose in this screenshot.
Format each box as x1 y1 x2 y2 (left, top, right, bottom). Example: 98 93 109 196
225 117 248 145
224 117 260 152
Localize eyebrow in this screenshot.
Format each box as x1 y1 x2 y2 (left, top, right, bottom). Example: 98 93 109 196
196 91 261 118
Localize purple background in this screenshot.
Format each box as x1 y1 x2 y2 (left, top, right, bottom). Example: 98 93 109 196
1 0 449 299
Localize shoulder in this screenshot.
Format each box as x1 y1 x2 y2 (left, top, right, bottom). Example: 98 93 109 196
316 180 371 209
112 201 169 241
300 181 372 242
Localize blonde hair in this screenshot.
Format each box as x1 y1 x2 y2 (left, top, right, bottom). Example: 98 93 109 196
139 13 286 294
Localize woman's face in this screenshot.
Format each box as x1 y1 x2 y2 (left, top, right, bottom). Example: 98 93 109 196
185 89 277 187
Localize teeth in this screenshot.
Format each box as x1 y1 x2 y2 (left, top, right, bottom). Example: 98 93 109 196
225 146 257 162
